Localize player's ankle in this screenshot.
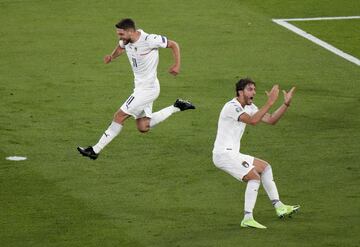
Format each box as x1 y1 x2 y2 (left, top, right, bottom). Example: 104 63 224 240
272 200 284 208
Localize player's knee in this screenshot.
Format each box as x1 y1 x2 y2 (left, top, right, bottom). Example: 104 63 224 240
113 111 127 124
137 123 150 133
136 118 150 133
138 127 149 133
262 162 271 172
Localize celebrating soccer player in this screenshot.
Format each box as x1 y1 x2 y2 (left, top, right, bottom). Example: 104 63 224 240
212 78 299 229
78 18 195 160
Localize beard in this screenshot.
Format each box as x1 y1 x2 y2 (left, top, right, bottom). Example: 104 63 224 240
121 39 130 45
246 96 254 105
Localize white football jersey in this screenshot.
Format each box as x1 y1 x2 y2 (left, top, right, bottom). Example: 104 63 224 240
119 29 168 89
213 98 258 153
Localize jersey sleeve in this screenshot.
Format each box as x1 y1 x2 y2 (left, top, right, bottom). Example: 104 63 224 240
225 103 245 121
146 34 168 49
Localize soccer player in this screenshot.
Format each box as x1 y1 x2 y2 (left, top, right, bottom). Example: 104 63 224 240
212 78 300 229
78 18 195 160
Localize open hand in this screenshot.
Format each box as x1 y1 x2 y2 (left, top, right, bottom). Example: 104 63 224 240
265 85 280 105
283 87 296 105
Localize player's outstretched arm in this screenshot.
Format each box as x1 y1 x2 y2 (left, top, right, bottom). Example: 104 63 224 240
167 40 181 76
104 45 125 64
239 85 279 125
262 86 296 125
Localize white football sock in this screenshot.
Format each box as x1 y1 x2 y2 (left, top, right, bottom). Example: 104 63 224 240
273 201 284 208
149 105 180 128
261 165 282 207
244 211 253 220
244 180 260 216
93 121 122 154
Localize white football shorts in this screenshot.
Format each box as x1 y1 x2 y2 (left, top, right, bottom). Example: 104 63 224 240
212 151 255 181
120 86 160 119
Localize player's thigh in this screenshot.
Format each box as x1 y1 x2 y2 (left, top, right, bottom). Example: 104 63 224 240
134 102 154 120
253 158 269 174
120 89 159 118
212 152 255 182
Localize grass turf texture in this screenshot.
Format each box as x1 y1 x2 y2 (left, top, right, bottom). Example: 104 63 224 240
1 0 359 246
292 18 360 59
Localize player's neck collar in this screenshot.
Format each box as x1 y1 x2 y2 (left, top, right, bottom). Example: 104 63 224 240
235 97 246 108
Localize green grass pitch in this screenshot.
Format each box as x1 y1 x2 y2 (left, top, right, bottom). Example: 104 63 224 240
1 0 359 246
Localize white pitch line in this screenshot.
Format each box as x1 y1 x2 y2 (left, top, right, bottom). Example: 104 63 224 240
272 16 360 66
6 156 27 161
275 16 360 22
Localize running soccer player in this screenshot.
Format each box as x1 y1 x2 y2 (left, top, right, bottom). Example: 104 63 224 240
78 18 195 160
212 78 300 229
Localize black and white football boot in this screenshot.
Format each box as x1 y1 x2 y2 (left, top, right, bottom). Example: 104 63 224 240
173 99 196 111
77 146 99 160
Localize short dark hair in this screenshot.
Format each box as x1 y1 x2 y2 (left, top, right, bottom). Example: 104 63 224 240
115 18 136 30
235 78 256 96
